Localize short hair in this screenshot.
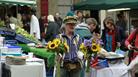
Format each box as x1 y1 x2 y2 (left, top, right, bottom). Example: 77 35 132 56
76 10 83 15
86 18 98 26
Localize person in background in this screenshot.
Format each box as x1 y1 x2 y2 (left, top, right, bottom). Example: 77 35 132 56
0 17 5 27
39 16 46 42
125 28 138 77
5 15 10 28
86 18 100 34
29 9 40 40
54 12 62 31
102 17 123 52
76 11 84 24
116 13 127 32
17 13 23 27
56 14 82 77
116 13 128 51
45 15 58 42
22 14 30 33
75 18 100 40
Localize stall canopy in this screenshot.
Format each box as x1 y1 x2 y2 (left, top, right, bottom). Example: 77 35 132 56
74 0 138 10
74 0 108 10
0 0 36 6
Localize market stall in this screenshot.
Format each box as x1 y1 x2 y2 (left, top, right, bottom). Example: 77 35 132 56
0 0 36 6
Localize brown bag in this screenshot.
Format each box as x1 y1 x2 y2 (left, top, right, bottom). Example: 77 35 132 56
63 62 82 71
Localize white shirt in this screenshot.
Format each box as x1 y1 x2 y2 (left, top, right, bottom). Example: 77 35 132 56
30 15 40 39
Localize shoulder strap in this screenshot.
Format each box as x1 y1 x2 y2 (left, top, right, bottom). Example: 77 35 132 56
59 34 66 43
74 34 80 45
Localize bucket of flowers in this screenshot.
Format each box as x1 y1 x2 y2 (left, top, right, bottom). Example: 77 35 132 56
46 38 69 77
80 34 103 72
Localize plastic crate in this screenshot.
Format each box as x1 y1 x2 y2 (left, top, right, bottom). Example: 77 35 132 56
1 46 22 56
7 46 22 52
0 27 16 36
4 40 18 45
15 34 34 44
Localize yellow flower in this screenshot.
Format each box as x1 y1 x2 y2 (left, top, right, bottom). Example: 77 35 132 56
46 41 52 49
48 42 57 49
91 43 98 52
97 44 101 52
53 38 61 46
91 43 101 52
80 43 87 58
92 39 96 43
80 43 85 49
64 42 69 52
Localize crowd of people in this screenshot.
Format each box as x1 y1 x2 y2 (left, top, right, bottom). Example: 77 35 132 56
0 9 137 77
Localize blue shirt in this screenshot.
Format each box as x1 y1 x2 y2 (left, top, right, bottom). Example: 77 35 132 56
58 33 82 63
105 33 112 52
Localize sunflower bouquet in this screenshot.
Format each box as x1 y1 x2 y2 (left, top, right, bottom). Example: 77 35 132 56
46 38 69 54
46 38 69 77
80 34 103 72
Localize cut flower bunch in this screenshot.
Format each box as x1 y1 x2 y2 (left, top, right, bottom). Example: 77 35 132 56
80 34 103 72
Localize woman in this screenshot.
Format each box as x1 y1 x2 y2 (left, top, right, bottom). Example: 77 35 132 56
102 17 123 52
125 28 138 77
57 15 82 77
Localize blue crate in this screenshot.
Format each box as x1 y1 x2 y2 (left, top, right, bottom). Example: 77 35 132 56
15 34 34 44
0 27 16 36
4 40 18 45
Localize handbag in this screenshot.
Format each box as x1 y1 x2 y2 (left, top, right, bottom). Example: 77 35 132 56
63 60 82 71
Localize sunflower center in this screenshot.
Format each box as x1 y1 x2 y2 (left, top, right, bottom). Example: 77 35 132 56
51 44 55 47
93 46 97 49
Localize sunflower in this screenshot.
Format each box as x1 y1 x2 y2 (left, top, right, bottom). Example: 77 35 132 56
91 43 101 52
80 43 87 52
91 43 98 52
80 43 85 49
80 43 87 58
46 41 52 49
48 42 57 49
97 44 101 52
64 42 69 52
53 38 61 46
92 39 96 43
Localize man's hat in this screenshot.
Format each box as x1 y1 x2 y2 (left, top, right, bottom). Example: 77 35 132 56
63 11 77 24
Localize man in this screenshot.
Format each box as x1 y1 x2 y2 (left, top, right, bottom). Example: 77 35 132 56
57 14 82 77
54 12 62 30
29 9 40 40
45 15 58 42
39 16 46 41
75 18 100 40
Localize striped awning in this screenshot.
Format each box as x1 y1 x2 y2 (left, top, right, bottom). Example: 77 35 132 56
0 0 36 6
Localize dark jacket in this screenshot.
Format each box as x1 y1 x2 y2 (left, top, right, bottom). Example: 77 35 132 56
45 21 58 41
